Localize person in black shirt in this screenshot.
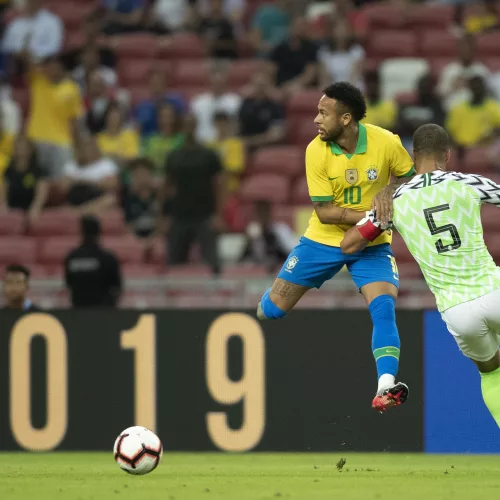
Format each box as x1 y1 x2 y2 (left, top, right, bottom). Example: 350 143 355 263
270 17 318 93
0 136 49 226
239 71 286 150
164 114 224 274
121 158 159 241
197 0 238 60
2 264 39 311
65 216 122 308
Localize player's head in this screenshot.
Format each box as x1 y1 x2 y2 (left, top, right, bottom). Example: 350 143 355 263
3 264 30 307
469 75 487 102
315 82 367 142
412 124 451 171
81 215 101 244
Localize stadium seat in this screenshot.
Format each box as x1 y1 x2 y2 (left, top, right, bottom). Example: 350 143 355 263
173 61 211 87
102 236 144 264
380 58 429 100
368 31 417 59
129 86 151 107
49 2 95 29
0 237 37 265
391 233 414 263
250 146 303 178
100 210 126 235
481 204 499 232
484 233 500 261
150 238 166 265
228 59 265 87
30 209 79 237
407 4 453 29
0 211 25 235
483 57 500 72
397 261 423 280
462 147 494 173
429 57 454 77
420 31 458 58
118 59 154 86
287 90 322 116
165 264 212 277
365 4 406 31
109 34 159 59
477 32 500 56
122 264 162 277
395 92 417 105
240 174 291 205
39 237 78 265
289 118 317 146
222 264 268 278
291 176 309 205
272 204 296 229
159 33 207 59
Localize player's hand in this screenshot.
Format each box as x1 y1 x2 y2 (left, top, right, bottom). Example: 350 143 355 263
371 187 395 226
358 211 392 231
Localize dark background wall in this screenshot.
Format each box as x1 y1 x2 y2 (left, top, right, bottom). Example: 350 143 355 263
0 310 423 452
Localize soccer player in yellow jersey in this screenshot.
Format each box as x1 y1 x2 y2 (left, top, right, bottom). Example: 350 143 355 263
257 82 416 412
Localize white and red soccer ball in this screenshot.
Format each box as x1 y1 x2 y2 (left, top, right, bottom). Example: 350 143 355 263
114 426 163 475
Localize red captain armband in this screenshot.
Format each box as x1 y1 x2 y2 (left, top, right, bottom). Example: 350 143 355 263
356 219 384 242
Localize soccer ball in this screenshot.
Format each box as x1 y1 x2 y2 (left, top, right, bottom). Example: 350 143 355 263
113 426 163 475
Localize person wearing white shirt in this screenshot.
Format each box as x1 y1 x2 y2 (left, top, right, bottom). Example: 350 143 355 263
2 0 64 61
152 0 192 32
438 35 491 111
191 70 241 142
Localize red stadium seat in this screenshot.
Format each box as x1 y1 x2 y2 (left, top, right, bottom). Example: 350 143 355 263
129 85 151 106
223 264 268 278
250 146 303 178
395 92 417 105
477 32 500 56
391 233 414 263
0 237 37 265
462 147 495 173
484 233 500 261
420 31 458 58
228 59 265 87
272 204 296 228
397 261 423 280
30 209 79 237
368 31 417 59
240 174 291 205
482 204 500 232
365 4 406 31
166 264 212 277
483 57 500 72
408 4 453 29
49 2 95 28
150 238 166 265
287 90 322 116
289 119 317 146
39 237 78 265
102 236 144 264
0 211 25 235
109 34 159 59
429 57 454 77
159 33 207 59
100 210 126 235
118 59 154 86
291 176 309 205
173 61 210 87
122 264 162 277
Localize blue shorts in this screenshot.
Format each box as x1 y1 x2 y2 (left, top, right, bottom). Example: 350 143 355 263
278 237 399 290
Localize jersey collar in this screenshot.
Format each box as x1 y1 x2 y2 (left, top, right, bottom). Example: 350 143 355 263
329 122 367 159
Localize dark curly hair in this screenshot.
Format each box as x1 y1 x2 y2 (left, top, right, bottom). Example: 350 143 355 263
323 82 367 122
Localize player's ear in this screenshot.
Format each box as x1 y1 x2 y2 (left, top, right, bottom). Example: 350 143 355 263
342 113 352 126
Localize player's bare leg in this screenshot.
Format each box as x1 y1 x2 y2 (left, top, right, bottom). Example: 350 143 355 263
361 281 408 412
257 278 310 320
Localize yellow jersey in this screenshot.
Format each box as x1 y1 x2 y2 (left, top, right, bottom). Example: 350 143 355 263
208 137 245 192
97 128 140 160
363 100 398 131
27 71 83 147
0 131 15 177
305 122 414 247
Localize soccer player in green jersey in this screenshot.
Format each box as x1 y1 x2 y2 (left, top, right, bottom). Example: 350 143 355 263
341 123 500 427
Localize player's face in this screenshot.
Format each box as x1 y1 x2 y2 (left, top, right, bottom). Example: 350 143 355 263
3 272 28 303
314 97 348 142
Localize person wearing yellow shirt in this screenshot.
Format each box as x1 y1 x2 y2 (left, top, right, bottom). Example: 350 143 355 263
208 111 245 193
0 112 15 177
256 82 415 413
27 55 84 178
363 70 398 132
465 0 499 34
97 103 140 167
446 76 500 149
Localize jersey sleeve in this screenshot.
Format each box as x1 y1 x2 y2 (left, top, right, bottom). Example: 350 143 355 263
305 141 333 202
388 135 415 178
459 173 500 206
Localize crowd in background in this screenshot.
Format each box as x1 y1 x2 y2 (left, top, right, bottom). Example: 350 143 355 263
1 0 500 278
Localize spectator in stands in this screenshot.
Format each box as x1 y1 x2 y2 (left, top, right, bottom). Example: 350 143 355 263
27 55 84 179
2 0 64 63
0 108 14 176
197 0 246 27
251 0 291 56
65 216 122 308
135 69 186 138
191 68 241 142
141 102 185 175
97 103 139 167
438 35 490 111
0 136 49 224
269 17 318 95
209 111 244 193
239 71 285 150
72 45 117 92
61 136 118 214
2 264 39 311
240 199 296 272
397 74 445 150
446 75 500 150
363 69 397 131
0 78 21 135
197 0 238 60
85 70 116 135
102 0 146 35
318 21 364 89
121 158 159 244
150 0 195 33
464 0 499 34
164 114 224 275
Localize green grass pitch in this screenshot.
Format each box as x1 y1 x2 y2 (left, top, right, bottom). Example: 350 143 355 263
0 453 499 500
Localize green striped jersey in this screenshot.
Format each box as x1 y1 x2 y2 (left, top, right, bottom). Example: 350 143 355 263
393 171 500 312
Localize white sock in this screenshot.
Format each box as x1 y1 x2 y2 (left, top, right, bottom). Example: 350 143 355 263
378 373 395 393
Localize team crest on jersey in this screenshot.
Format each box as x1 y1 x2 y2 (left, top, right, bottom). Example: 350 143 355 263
366 166 379 182
345 169 358 185
285 256 299 272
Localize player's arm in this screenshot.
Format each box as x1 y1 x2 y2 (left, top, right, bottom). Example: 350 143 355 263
372 135 415 224
306 143 364 225
340 211 386 254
